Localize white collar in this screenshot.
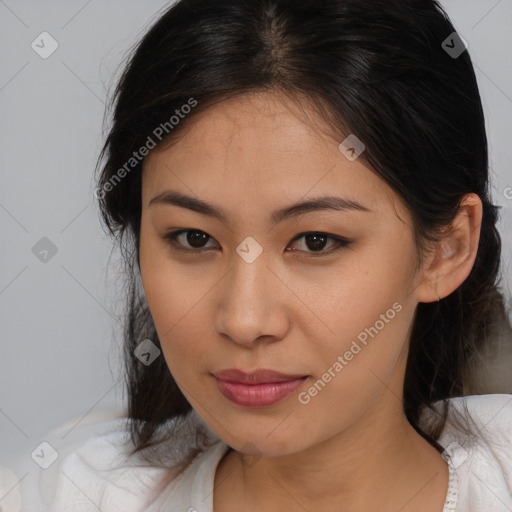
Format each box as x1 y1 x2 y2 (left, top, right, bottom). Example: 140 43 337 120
160 440 230 511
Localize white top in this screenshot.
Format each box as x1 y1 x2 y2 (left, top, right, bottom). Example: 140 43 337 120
6 394 512 512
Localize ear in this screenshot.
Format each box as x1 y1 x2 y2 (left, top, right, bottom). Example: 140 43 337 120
415 193 483 303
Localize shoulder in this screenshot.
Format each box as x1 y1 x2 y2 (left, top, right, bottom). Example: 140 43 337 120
18 410 218 512
440 393 512 449
433 394 512 511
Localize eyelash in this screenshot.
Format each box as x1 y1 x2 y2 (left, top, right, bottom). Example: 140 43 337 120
162 229 351 257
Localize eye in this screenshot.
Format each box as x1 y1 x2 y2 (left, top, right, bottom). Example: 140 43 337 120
287 232 351 256
163 229 218 252
162 229 351 256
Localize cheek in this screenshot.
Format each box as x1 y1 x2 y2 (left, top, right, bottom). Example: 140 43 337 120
139 230 216 374
295 240 415 344
293 237 418 397
140 225 194 327
301 280 413 394
294 291 415 444
140 265 208 356
140 267 212 389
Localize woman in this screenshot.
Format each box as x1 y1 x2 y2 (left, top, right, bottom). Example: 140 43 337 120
22 0 512 510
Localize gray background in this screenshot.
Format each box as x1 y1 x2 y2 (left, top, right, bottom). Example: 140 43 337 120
1 0 511 474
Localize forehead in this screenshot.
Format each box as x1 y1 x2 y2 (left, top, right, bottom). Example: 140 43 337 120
151 92 345 165
141 92 409 222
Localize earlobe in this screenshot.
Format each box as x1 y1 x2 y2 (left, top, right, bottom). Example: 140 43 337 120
415 193 483 304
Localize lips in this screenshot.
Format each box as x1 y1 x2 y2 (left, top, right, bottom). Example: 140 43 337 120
213 368 308 384
213 368 309 408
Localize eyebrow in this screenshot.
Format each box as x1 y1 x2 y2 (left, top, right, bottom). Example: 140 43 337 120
148 190 372 224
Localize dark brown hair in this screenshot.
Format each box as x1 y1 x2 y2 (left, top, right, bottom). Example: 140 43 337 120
95 0 511 453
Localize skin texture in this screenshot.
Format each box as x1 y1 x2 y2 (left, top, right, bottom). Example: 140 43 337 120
139 91 482 511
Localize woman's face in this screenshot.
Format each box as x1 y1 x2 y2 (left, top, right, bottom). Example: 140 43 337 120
139 92 426 456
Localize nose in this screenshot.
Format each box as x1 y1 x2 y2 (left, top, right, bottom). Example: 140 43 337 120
213 253 290 347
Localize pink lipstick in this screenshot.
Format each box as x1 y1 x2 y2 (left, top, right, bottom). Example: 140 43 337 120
213 369 309 408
